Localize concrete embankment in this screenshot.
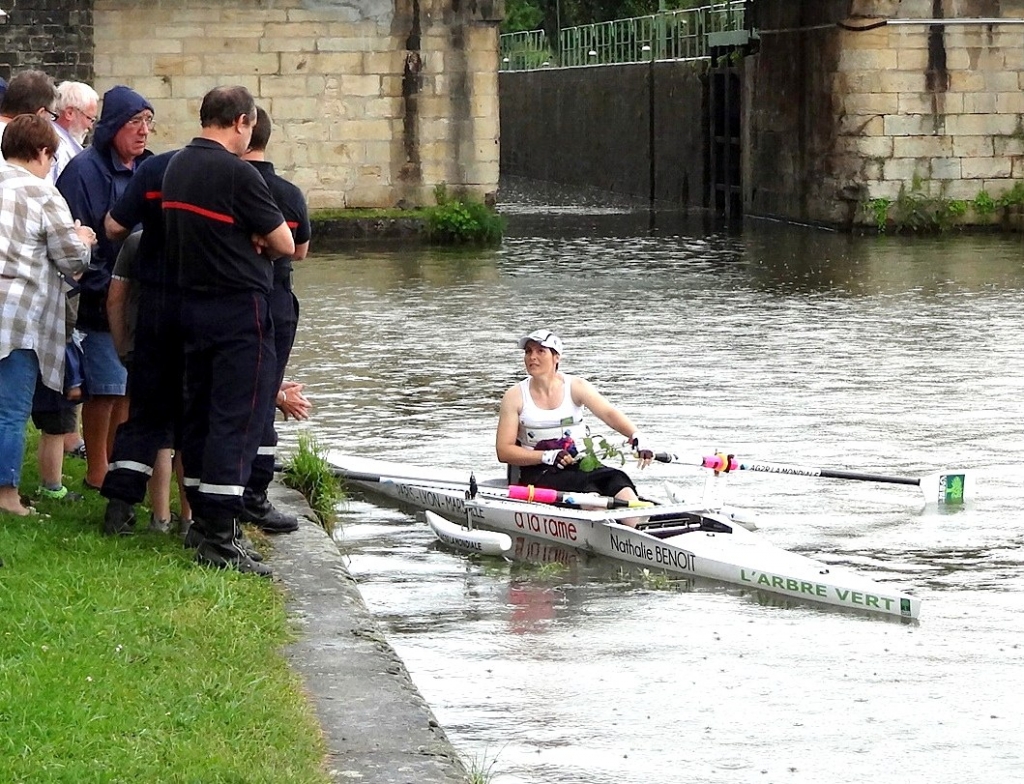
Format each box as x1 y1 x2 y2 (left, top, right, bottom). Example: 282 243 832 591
265 483 469 784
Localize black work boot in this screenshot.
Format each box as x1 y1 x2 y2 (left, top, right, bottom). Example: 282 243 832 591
185 518 261 561
103 499 136 536
240 489 299 534
193 518 272 577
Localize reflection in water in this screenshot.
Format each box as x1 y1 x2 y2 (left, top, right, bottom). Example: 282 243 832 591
286 184 1024 784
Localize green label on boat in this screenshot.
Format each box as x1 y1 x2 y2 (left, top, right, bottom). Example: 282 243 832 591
942 474 965 503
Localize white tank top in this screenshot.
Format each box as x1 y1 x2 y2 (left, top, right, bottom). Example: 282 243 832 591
516 373 587 449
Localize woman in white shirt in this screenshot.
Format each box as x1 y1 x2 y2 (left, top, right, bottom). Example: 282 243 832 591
0 114 94 515
495 329 654 521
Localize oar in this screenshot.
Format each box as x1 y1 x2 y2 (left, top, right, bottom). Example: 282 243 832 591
507 484 653 510
652 452 975 504
334 468 653 510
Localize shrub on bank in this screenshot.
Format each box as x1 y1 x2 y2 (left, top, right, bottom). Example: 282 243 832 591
427 184 505 245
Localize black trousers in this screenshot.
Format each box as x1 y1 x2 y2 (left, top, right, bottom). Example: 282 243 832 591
246 279 299 497
101 285 182 505
180 291 276 526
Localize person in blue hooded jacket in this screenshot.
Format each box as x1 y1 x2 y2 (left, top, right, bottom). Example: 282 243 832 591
57 85 154 491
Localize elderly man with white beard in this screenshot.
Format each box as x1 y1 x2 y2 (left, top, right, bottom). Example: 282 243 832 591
49 81 99 184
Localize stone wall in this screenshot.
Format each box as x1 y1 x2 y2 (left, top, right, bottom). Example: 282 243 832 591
0 0 94 82
3 0 502 209
500 60 707 208
92 0 502 209
748 0 1024 227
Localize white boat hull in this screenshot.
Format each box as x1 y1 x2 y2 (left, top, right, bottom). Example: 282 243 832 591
328 452 921 620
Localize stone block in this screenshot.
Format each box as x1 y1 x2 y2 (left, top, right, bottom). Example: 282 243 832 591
127 76 173 100
104 54 154 77
884 114 943 136
265 96 322 121
328 118 393 143
836 135 893 158
952 135 995 158
838 48 898 72
883 157 930 181
893 135 952 158
948 71 987 92
838 114 885 136
345 183 399 209
946 113 1019 136
994 137 1024 157
317 37 375 53
128 38 182 55
278 121 329 142
362 50 403 76
842 92 899 115
281 52 365 75
881 71 928 93
338 73 383 97
995 92 1024 114
983 70 1022 93
362 97 403 119
961 157 1012 179
897 92 939 115
895 49 929 71
183 36 261 54
203 53 281 76
929 157 961 180
259 75 318 98
260 36 320 53
169 75 225 98
962 92 998 114
153 54 203 77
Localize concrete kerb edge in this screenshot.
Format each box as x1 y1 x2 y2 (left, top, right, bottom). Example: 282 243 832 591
265 482 471 784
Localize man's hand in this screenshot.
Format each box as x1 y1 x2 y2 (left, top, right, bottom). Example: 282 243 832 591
277 380 311 420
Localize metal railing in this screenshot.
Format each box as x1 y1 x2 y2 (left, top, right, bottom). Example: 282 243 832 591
499 1 746 71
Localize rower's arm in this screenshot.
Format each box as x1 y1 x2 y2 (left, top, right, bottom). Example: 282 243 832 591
496 386 549 466
572 377 639 440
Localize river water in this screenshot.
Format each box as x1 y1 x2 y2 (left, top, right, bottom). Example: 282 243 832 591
282 183 1024 784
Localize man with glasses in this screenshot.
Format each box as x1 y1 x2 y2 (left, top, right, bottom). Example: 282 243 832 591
0 70 58 149
49 81 99 183
57 85 155 494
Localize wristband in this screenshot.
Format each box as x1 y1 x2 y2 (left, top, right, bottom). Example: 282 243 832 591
541 449 560 466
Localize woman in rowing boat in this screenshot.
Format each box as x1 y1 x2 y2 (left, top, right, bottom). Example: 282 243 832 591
496 329 654 525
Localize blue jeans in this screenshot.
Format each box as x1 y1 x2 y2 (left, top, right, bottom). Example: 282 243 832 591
0 349 40 488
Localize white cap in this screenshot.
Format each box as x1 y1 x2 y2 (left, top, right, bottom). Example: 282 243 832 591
517 329 563 356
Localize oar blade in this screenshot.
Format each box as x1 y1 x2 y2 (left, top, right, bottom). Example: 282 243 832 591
919 470 975 505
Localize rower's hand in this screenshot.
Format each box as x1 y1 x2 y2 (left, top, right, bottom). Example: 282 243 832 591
631 432 654 469
541 449 575 469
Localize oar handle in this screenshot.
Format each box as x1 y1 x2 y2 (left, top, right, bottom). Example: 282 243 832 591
507 484 652 509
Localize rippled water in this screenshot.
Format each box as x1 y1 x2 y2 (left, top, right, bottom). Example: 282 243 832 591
281 186 1024 784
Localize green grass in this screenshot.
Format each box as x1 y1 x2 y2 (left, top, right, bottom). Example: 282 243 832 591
281 431 344 536
0 434 330 783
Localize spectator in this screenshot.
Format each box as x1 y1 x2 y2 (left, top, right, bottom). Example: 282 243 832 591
57 85 154 491
50 81 99 183
0 115 94 515
0 70 58 146
105 231 181 532
100 150 187 537
34 81 99 500
154 85 293 575
238 106 312 535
